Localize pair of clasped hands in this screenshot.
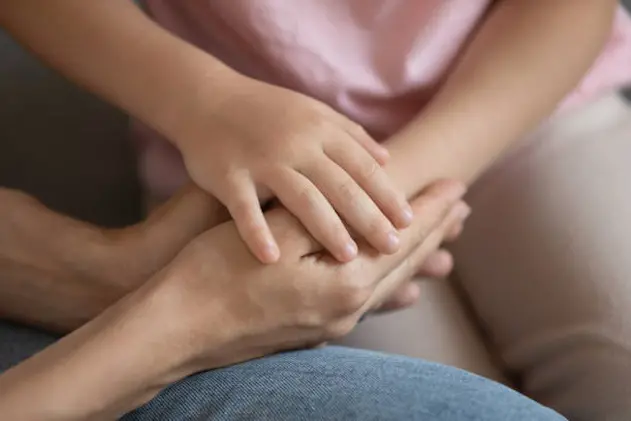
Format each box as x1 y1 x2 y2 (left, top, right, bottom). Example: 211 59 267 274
121 78 469 375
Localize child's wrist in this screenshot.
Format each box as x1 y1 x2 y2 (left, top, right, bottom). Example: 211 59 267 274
162 64 251 152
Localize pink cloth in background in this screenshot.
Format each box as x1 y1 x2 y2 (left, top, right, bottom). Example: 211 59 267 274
137 0 631 199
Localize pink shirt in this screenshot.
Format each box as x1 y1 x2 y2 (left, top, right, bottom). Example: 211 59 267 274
138 0 631 198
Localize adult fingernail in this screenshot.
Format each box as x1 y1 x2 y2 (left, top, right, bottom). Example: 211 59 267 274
401 204 414 226
386 230 400 253
446 182 467 201
458 204 472 221
341 241 358 261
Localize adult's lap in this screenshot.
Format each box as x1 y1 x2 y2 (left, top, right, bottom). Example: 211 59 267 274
0 323 563 420
124 346 563 421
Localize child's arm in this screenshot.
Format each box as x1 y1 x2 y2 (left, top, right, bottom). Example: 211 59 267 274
0 0 411 264
384 0 618 198
0 0 230 150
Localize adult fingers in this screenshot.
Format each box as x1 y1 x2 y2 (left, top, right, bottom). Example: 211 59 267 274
363 200 470 313
354 180 467 283
369 249 454 314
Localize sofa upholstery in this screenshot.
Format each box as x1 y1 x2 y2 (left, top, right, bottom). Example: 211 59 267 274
0 31 140 228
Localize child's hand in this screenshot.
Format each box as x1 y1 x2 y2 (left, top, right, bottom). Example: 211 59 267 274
176 79 413 263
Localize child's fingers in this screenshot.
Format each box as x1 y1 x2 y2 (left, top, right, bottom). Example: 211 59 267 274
352 180 466 285
301 159 401 255
223 179 280 264
324 140 412 229
342 123 389 165
266 168 358 262
361 198 469 313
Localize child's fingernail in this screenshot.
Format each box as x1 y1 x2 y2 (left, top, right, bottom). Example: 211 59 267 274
341 241 358 261
386 231 400 252
261 243 280 263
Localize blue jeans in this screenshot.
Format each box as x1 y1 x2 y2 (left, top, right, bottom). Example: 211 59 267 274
124 346 565 421
0 322 564 420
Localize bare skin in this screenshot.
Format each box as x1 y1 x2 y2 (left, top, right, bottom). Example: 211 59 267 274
0 181 469 420
0 0 617 417
0 182 460 334
0 0 615 265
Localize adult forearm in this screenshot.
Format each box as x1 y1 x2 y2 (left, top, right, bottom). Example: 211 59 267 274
0 188 127 333
0 185 225 333
0 286 184 421
0 0 242 143
385 0 617 197
0 181 467 420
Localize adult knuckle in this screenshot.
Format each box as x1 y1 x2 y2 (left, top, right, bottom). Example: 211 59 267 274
335 282 371 315
295 308 328 330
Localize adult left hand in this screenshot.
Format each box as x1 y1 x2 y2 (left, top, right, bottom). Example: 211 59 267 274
371 216 465 314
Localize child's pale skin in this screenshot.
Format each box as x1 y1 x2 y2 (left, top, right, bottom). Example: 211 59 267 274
0 0 616 264
0 0 618 417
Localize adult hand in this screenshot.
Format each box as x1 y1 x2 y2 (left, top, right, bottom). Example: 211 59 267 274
103 185 229 288
371 214 466 314
0 176 462 335
108 183 462 309
0 184 229 333
130 180 469 375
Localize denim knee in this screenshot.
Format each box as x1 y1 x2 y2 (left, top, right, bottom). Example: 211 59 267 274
124 346 565 421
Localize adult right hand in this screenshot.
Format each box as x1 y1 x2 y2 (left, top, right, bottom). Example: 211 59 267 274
0 180 467 421
132 180 469 376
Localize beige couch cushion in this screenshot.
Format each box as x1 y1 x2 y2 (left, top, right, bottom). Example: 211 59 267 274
339 278 507 383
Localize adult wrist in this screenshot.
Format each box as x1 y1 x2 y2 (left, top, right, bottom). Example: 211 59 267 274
0 188 132 331
127 259 243 381
0 282 189 420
